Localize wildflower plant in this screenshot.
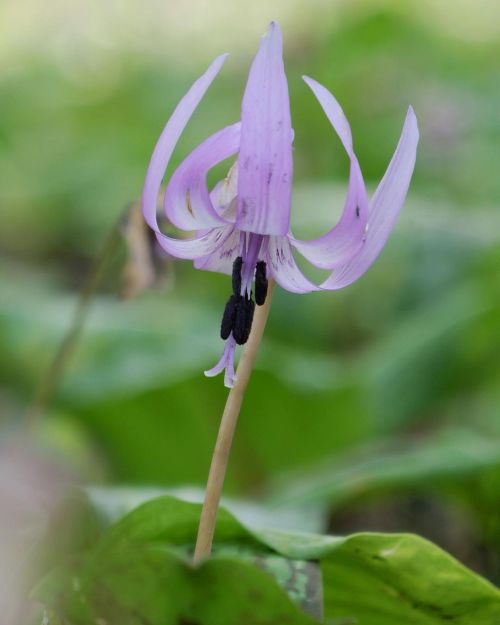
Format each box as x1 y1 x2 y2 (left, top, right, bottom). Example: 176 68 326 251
142 22 418 561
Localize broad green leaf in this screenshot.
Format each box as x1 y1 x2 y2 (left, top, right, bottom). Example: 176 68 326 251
319 534 500 624
36 547 318 625
190 555 319 625
255 528 500 623
94 495 258 555
35 494 500 625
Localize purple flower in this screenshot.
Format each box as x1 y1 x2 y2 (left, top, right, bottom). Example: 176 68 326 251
142 22 419 387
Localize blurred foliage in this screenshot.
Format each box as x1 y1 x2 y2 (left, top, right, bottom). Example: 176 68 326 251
1 8 499 257
0 2 499 618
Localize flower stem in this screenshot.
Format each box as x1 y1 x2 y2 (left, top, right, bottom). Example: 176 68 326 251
194 280 275 563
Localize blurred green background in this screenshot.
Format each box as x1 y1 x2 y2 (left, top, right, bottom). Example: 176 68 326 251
1 0 499 583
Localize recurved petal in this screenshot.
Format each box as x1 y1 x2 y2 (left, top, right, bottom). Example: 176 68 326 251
236 22 293 236
289 77 368 269
142 53 227 236
321 106 419 290
266 236 319 294
165 123 241 230
155 225 234 260
194 226 241 274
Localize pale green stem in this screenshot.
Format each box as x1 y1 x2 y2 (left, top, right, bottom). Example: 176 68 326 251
193 281 275 563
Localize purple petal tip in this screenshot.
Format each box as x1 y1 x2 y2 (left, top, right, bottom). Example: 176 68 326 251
266 21 282 39
406 105 417 122
404 106 420 146
301 75 321 92
213 53 229 69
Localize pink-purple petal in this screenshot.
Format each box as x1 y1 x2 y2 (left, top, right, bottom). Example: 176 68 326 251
155 225 234 260
266 236 320 294
210 162 239 216
165 123 241 230
194 226 241 274
321 106 419 290
236 22 293 236
142 53 227 248
289 77 369 269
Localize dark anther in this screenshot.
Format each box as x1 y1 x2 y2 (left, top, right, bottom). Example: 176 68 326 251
220 294 238 340
222 256 258 344
355 205 360 218
233 295 255 345
232 256 243 296
255 261 268 306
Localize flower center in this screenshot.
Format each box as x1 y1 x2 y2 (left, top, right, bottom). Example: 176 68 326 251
219 250 268 346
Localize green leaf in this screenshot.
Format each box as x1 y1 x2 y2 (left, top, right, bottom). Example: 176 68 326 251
320 534 500 625
35 547 317 625
95 495 258 555
255 529 500 624
191 555 319 625
35 494 500 625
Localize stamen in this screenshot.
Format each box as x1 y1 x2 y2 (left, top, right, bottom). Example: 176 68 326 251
220 294 238 340
232 256 243 296
255 261 268 306
232 295 255 345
